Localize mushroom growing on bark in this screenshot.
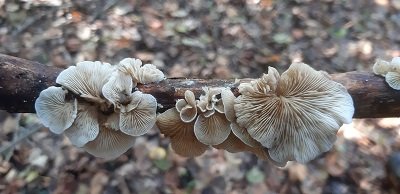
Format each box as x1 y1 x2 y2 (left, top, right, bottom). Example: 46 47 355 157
35 58 164 159
56 61 114 103
194 87 231 145
34 86 77 134
373 57 400 90
156 90 208 157
234 63 354 164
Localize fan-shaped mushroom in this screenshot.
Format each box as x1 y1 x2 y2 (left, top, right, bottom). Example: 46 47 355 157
119 91 157 136
56 61 114 103
157 108 208 157
36 58 163 159
194 87 231 145
34 86 77 134
235 63 354 164
117 58 165 86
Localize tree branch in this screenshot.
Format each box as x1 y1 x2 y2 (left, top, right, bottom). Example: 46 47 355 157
0 53 399 118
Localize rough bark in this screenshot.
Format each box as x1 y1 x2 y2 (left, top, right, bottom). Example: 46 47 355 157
0 53 399 118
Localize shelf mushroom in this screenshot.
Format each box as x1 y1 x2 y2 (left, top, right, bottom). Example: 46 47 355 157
156 90 208 157
35 58 164 159
34 86 77 134
194 87 231 145
373 57 400 90
234 63 354 164
56 61 114 104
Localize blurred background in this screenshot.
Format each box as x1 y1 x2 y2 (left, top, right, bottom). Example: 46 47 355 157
1 0 400 193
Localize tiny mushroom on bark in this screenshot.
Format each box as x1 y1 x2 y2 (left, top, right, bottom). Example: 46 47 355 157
176 90 197 122
373 57 400 90
194 87 231 145
156 90 208 157
235 63 354 164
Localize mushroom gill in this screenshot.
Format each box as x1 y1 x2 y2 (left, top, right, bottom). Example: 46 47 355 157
157 108 208 157
34 86 77 134
56 61 114 102
194 87 231 145
235 63 354 164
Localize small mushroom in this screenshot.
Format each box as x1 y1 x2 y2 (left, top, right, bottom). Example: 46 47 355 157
197 87 224 116
119 91 157 136
117 58 165 85
83 125 136 159
34 86 77 134
176 90 197 122
157 108 208 157
373 57 400 90
193 87 232 145
373 59 392 76
137 63 165 84
56 61 114 102
235 63 354 164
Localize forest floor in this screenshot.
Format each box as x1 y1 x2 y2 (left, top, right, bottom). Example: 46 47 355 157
1 0 400 193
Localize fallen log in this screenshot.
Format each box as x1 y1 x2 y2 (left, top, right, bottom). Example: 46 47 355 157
0 53 399 118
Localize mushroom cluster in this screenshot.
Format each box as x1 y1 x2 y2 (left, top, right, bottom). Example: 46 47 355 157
35 58 354 166
373 57 400 90
156 88 269 159
35 58 165 159
234 63 354 166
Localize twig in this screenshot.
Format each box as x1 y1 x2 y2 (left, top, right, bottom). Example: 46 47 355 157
1 53 400 118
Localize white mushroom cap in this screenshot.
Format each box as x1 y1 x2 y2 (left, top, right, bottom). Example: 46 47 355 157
118 58 142 85
137 64 165 84
83 125 135 159
56 61 114 100
176 90 197 123
64 104 99 147
35 86 77 134
235 63 354 164
118 58 165 85
194 113 231 145
373 59 392 76
156 108 208 157
119 91 157 136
